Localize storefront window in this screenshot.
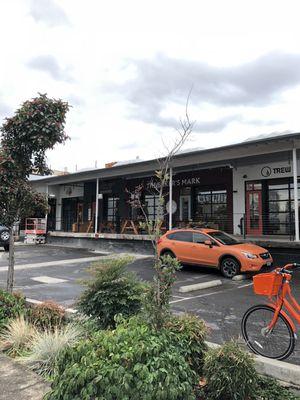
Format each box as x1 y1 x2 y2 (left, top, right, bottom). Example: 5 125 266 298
267 182 292 235
107 197 119 223
195 190 227 231
145 195 163 221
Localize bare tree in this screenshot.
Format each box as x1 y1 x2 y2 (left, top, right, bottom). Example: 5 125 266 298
128 93 195 328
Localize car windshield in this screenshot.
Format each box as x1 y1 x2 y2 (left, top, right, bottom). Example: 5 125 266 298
208 231 241 245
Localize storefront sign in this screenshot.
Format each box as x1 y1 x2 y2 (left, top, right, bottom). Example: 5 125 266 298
147 177 200 189
261 165 291 178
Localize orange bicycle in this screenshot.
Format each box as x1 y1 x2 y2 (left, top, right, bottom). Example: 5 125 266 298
241 263 300 360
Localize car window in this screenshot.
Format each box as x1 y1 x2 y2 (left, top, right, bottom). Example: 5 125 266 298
193 233 208 244
167 231 193 242
208 231 241 245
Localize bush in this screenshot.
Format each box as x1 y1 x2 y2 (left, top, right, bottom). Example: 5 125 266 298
78 256 146 329
257 376 300 400
0 315 36 356
46 318 197 400
20 323 82 378
26 300 66 330
165 314 208 375
0 289 26 330
203 341 258 400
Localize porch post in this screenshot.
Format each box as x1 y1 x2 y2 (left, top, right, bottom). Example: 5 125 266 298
293 148 299 241
95 178 99 234
169 167 173 230
45 184 49 233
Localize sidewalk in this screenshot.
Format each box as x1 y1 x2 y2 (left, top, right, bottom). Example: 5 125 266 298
0 354 50 400
234 234 300 249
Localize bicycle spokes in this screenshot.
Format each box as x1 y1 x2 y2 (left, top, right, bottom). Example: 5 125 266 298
241 305 295 360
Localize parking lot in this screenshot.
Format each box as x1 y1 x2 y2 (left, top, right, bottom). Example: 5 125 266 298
0 244 299 365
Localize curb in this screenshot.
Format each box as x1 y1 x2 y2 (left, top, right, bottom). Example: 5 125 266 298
206 341 300 390
232 274 250 281
179 279 222 293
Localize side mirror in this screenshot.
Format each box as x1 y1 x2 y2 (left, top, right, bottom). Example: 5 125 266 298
204 239 213 248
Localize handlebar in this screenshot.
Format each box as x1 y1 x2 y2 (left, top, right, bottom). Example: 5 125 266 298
278 263 300 275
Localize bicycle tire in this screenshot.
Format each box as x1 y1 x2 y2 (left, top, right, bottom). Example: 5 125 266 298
241 304 295 360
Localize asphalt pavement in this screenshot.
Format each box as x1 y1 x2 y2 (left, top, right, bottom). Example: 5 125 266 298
0 244 299 365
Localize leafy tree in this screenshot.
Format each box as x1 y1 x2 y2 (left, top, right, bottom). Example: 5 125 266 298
0 94 69 292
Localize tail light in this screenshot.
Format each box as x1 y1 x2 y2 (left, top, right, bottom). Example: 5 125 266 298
156 238 162 245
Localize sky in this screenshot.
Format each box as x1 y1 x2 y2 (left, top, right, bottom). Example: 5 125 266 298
1 0 300 172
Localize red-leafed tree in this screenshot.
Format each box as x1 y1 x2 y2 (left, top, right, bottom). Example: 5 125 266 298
0 94 69 292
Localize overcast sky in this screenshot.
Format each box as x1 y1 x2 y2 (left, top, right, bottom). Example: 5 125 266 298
1 0 300 172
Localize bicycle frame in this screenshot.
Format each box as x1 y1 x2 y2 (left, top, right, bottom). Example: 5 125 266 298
267 274 300 333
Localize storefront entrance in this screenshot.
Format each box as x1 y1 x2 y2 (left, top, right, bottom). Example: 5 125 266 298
180 195 191 221
62 198 83 232
246 184 263 235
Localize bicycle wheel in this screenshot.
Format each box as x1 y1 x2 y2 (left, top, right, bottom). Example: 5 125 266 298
241 304 295 360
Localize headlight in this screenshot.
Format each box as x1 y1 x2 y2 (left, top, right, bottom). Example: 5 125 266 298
241 251 258 259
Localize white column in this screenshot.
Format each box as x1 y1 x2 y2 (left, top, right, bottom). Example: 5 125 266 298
293 148 299 241
95 178 99 234
169 167 173 230
45 185 49 233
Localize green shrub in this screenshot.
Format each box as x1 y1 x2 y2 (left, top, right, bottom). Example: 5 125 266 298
46 318 197 400
78 256 145 329
165 314 208 375
203 341 258 400
68 314 100 337
26 300 66 330
257 376 300 400
0 290 26 330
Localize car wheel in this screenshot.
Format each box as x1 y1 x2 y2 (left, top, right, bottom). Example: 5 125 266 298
162 250 175 258
4 245 9 252
0 231 10 242
220 257 240 278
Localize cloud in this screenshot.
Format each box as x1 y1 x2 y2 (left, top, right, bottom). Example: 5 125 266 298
27 55 74 82
0 100 12 118
67 94 85 107
118 142 139 150
29 0 69 27
109 52 300 131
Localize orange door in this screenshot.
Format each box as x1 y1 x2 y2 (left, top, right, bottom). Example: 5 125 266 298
189 232 220 266
168 231 194 263
246 191 263 235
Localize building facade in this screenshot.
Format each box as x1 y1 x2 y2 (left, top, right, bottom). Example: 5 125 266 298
30 132 300 242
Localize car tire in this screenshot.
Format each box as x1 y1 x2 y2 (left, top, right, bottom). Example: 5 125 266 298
161 250 176 259
4 245 9 252
220 257 240 279
0 231 10 242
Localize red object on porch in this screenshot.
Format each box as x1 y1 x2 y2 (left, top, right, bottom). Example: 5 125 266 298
25 218 47 235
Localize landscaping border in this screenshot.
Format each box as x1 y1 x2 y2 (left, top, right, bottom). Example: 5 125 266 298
25 298 300 391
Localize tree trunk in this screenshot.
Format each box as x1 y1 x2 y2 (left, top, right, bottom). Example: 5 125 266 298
6 227 15 293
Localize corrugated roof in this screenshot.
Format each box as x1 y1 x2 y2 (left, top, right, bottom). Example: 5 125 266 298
29 131 300 185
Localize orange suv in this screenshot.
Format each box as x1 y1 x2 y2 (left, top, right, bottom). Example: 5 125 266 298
157 228 273 278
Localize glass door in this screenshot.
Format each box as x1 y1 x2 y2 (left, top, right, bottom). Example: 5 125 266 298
246 190 263 235
180 195 191 221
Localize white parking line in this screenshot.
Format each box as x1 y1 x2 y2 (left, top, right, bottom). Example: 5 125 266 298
0 256 105 272
31 276 68 284
170 282 253 304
